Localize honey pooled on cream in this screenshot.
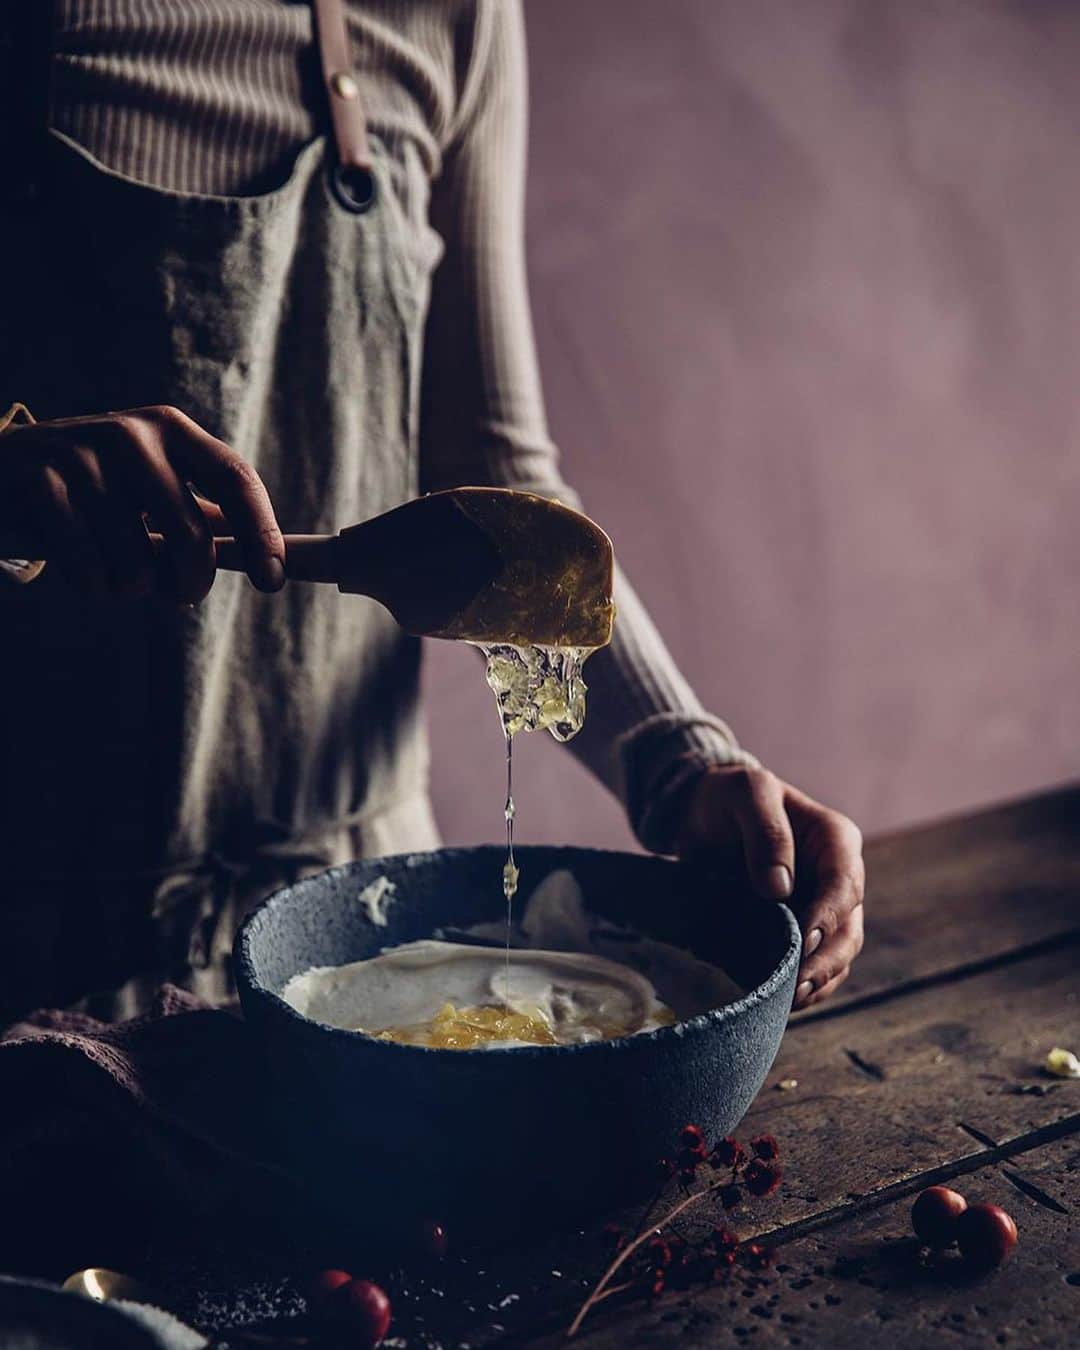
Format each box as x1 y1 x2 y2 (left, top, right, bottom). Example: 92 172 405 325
281 871 743 1051
375 1002 560 1049
282 941 676 1048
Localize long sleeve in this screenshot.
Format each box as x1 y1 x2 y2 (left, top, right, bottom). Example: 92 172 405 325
419 0 757 855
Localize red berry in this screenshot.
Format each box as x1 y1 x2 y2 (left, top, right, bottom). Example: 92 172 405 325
911 1186 968 1248
750 1134 780 1161
680 1124 705 1149
956 1203 1018 1270
304 1269 352 1312
328 1279 392 1346
711 1137 747 1170
744 1159 783 1197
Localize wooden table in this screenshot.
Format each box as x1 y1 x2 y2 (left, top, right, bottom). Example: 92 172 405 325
501 784 1079 1350
56 784 1080 1348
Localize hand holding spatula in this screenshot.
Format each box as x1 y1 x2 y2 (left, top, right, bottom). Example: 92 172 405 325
3 477 614 648
0 405 613 646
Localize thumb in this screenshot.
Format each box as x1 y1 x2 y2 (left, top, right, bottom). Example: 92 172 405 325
733 770 796 900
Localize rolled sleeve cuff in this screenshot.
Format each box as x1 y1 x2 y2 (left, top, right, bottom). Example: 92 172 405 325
618 713 760 856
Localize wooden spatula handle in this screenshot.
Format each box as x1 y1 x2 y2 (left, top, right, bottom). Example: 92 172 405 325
213 534 340 584
141 532 341 584
0 526 346 586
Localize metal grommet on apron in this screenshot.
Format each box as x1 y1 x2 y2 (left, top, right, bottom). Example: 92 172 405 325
312 0 378 214
330 161 377 214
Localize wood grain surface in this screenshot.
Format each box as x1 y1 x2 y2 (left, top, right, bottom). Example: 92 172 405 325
63 786 1078 1348
797 784 1080 1017
508 786 1080 1347
529 1136 1079 1348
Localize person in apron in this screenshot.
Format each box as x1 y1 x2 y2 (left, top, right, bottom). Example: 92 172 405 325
0 1 864 1022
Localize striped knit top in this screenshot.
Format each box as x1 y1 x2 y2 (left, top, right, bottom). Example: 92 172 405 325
42 0 753 851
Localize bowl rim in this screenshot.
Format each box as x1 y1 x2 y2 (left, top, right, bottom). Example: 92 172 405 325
234 845 801 1059
0 1274 167 1349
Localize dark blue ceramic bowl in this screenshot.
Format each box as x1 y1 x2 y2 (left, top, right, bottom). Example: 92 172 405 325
234 846 799 1240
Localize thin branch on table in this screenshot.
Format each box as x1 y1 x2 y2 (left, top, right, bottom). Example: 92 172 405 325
566 1174 729 1339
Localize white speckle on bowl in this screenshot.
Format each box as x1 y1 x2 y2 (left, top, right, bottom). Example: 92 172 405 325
357 875 396 927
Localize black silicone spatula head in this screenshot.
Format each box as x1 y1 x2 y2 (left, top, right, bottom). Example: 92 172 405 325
337 487 615 647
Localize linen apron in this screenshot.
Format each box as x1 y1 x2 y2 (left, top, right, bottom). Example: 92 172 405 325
0 64 444 1017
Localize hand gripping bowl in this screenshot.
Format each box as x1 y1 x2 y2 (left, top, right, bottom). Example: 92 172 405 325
234 846 800 1242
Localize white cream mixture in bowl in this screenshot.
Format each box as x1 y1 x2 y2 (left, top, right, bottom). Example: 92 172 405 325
281 871 743 1049
235 846 800 1241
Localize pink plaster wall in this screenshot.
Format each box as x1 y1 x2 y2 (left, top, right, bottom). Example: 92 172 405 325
425 0 1080 852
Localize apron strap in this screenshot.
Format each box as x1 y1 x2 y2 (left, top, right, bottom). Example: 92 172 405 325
310 0 377 213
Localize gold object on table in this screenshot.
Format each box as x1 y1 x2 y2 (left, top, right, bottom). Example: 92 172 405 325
62 1267 155 1303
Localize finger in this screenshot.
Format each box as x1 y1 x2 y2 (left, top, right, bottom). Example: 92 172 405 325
146 494 230 537
800 965 851 1009
148 477 216 604
64 445 155 596
730 770 796 900
21 462 109 592
800 857 864 964
154 407 285 592
100 417 216 604
789 804 864 960
145 493 229 537
800 902 864 993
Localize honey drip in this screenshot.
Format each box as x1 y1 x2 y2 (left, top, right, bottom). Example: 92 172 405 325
481 644 592 1008
481 644 592 742
502 734 517 1006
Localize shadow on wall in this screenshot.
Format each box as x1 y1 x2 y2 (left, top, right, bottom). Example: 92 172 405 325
426 0 1080 852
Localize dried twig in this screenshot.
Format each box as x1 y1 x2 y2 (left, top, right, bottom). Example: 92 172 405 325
566 1130 783 1339
567 1174 730 1338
